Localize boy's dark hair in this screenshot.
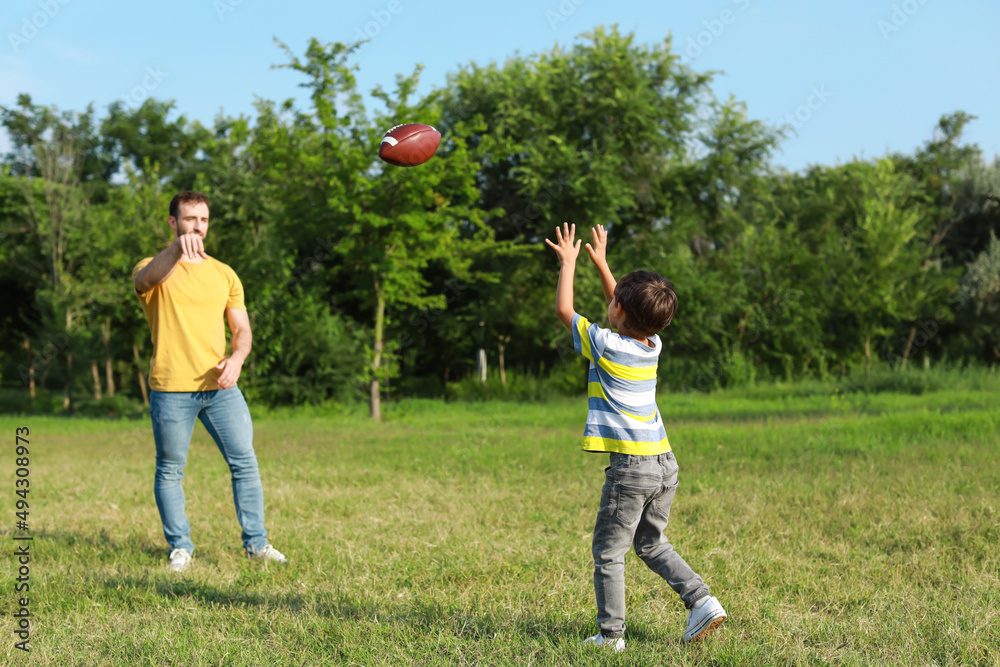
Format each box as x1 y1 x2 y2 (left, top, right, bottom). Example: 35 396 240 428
169 191 211 219
614 270 677 336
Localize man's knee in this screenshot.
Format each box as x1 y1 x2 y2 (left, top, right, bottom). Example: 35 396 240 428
154 460 187 480
227 453 260 477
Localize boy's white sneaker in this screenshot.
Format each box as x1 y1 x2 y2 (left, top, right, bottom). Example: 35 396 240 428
167 548 192 572
683 596 727 642
246 544 288 564
582 632 626 653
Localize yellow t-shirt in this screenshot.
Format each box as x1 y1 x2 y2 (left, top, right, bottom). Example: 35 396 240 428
132 256 246 392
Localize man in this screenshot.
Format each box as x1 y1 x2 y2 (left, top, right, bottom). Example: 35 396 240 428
132 190 286 572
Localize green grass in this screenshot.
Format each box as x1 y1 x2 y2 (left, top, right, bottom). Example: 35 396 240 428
1 388 998 665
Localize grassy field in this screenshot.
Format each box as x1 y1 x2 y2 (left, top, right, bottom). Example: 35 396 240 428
1 386 998 666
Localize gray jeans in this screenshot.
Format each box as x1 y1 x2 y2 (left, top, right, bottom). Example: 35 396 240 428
593 451 710 637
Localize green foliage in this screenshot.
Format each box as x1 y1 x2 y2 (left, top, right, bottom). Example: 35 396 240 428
247 293 367 406
267 38 513 417
444 364 586 403
833 159 943 371
962 231 1000 307
101 99 210 188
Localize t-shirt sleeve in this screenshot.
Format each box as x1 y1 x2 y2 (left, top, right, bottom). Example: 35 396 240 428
226 268 246 310
571 313 609 363
132 258 154 301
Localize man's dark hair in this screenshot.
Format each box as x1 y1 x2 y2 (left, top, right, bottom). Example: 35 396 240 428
613 270 678 336
169 191 211 219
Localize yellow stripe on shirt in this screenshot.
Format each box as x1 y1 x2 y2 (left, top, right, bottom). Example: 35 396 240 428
596 355 657 381
577 316 593 361
582 435 671 455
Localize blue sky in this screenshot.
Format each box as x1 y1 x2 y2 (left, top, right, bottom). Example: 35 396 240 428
2 0 998 171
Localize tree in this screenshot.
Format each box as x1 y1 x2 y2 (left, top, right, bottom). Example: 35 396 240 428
273 39 502 419
834 159 939 376
9 125 92 408
2 94 117 202
101 99 210 189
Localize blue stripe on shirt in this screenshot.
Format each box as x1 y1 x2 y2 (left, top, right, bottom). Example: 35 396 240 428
590 366 658 395
588 395 659 419
584 422 668 442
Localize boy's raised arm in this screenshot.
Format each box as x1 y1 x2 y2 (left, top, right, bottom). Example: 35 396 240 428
544 222 582 329
585 224 617 305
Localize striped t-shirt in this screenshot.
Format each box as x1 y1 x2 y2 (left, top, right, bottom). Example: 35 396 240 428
572 313 670 455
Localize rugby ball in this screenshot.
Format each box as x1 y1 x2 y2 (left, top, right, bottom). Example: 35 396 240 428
378 123 441 167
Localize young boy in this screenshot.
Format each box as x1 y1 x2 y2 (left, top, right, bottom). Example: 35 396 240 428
545 222 726 652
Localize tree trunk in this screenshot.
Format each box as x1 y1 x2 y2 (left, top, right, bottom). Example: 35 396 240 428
91 361 102 400
103 318 115 397
370 282 385 422
901 326 917 370
64 307 73 409
133 343 149 406
477 348 487 385
498 336 509 386
24 338 35 402
864 330 871 378
64 353 73 410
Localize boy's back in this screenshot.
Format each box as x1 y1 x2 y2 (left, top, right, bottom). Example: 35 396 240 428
571 313 670 455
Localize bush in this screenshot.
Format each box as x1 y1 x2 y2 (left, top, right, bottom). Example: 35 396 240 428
248 295 368 406
72 394 148 420
841 362 999 395
0 388 65 415
444 364 586 402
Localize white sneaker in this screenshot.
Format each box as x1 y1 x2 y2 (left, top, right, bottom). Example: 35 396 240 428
167 548 192 572
582 632 626 653
247 544 288 564
683 596 727 642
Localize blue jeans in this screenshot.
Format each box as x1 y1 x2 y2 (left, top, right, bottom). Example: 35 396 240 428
150 387 269 554
593 452 710 637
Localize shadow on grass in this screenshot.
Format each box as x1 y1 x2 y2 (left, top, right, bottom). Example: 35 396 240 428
35 529 690 646
88 573 665 644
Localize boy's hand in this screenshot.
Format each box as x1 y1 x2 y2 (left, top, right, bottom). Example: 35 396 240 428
585 224 609 267
544 222 582 264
